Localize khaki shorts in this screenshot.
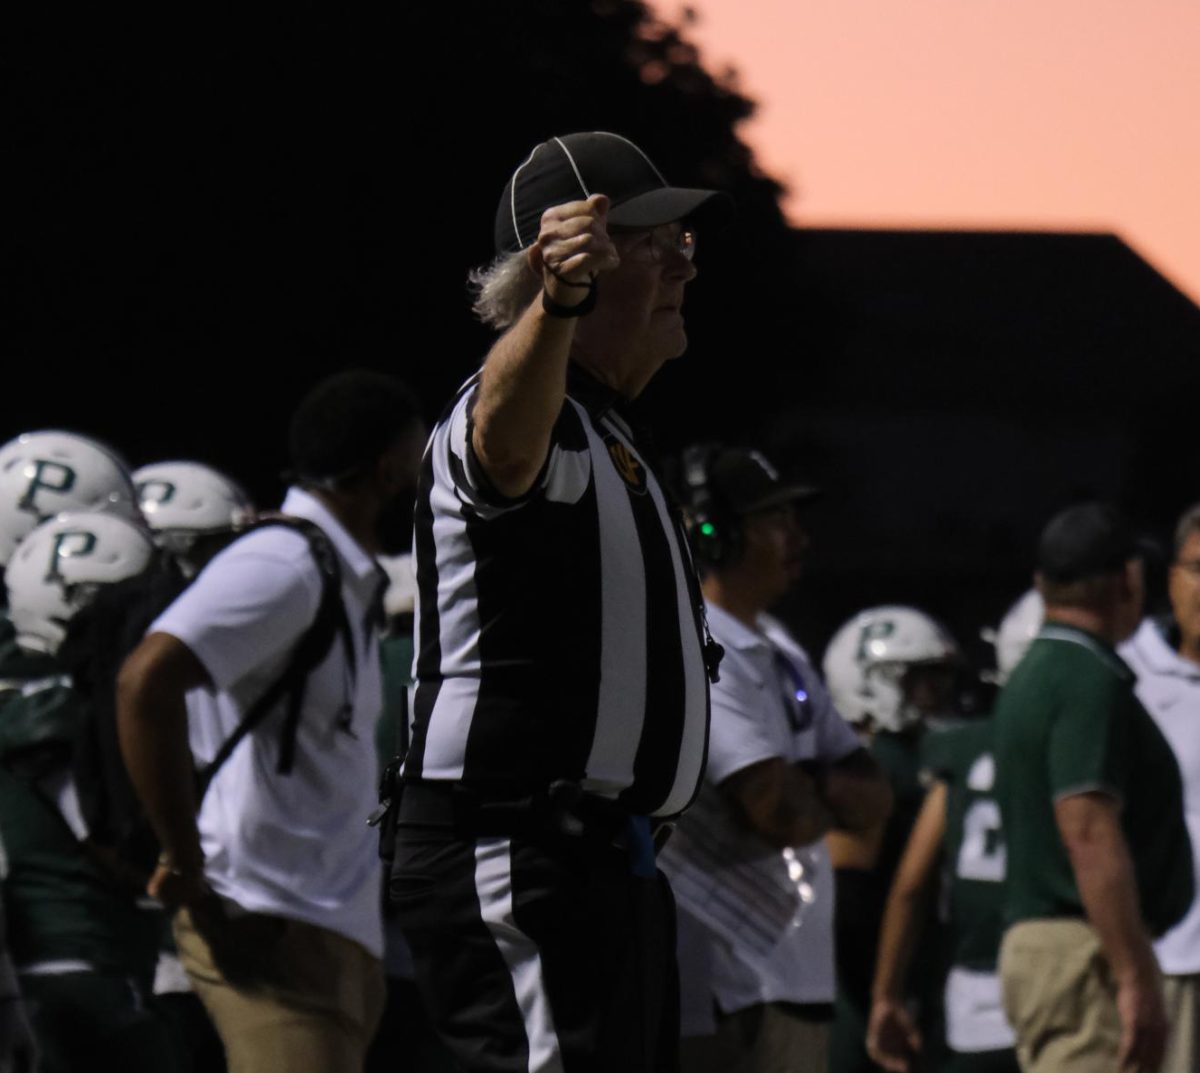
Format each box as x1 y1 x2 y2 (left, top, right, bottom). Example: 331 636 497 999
1161 973 1200 1073
175 899 385 1073
998 918 1122 1073
679 1003 829 1073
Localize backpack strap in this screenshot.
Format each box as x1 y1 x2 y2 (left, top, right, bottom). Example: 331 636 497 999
194 515 353 802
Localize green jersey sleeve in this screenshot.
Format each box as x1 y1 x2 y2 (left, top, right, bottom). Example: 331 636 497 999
1046 663 1126 803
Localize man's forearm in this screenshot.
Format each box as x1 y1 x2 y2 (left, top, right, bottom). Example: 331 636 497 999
777 766 836 846
723 759 834 849
472 193 617 498
872 784 946 1002
1060 797 1159 985
116 643 204 869
821 752 894 832
1071 830 1158 982
873 884 929 1003
472 298 576 493
823 772 893 832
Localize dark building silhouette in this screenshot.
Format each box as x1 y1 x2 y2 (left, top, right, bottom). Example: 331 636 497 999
708 229 1200 662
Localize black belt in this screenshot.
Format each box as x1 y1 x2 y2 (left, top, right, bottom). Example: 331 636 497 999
396 778 672 853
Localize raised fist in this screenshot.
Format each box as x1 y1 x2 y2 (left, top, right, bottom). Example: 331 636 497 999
531 194 621 295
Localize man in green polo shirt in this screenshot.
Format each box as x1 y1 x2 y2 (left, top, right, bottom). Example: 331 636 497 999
994 502 1193 1073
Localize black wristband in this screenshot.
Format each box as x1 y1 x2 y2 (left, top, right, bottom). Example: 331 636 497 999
542 282 597 318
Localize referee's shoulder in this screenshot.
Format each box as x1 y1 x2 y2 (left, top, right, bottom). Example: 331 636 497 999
553 394 590 450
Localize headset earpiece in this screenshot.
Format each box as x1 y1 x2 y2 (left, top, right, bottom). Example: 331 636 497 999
681 444 740 568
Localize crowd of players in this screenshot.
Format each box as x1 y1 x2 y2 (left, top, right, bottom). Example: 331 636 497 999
0 424 1195 1073
0 434 253 1072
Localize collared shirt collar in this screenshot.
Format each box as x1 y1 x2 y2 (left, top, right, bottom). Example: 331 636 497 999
566 363 659 445
1038 620 1133 682
1129 616 1200 680
280 487 383 597
705 600 770 653
566 362 622 420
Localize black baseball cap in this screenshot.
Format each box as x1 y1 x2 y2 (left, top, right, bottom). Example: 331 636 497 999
1036 502 1138 583
493 131 732 255
709 449 821 516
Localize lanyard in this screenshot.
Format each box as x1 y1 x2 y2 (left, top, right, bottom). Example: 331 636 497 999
770 644 814 733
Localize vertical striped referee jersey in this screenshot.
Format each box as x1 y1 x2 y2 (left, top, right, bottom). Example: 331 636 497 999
405 366 712 818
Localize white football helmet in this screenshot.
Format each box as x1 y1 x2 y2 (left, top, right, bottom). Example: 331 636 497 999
5 512 157 655
987 589 1044 684
0 431 140 568
823 605 961 732
134 460 254 545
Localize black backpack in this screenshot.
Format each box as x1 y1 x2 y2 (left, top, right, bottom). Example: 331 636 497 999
61 515 353 876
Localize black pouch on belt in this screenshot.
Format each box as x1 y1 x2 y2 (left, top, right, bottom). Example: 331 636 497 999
368 755 405 862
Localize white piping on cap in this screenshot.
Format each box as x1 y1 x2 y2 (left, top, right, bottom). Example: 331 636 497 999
606 132 667 185
552 137 591 200
509 145 541 250
511 133 658 249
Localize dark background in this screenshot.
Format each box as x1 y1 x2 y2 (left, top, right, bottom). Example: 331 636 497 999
9 1 1200 668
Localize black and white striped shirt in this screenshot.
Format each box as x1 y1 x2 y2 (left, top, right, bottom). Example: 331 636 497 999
405 367 711 818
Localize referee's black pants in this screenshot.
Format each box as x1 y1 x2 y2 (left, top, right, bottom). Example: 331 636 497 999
390 824 680 1073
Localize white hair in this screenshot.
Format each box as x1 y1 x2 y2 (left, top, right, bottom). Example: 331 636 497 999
468 250 541 331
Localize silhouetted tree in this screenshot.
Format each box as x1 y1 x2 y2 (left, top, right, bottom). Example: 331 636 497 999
8 1 798 495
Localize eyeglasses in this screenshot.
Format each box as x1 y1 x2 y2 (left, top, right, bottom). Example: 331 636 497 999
612 225 697 265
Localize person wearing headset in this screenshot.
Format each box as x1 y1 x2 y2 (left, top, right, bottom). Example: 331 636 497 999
664 445 892 1073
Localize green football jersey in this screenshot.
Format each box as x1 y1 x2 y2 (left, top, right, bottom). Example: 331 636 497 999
0 613 59 699
922 720 1006 973
833 727 943 1073
0 676 160 983
872 728 931 881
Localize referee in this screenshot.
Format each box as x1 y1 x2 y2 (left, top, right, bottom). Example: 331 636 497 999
390 131 730 1072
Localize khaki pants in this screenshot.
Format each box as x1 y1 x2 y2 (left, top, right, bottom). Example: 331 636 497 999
1161 973 1200 1073
679 1003 830 1073
999 918 1124 1073
175 901 385 1073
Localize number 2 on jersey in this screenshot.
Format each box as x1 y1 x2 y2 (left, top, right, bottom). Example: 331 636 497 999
957 798 1006 882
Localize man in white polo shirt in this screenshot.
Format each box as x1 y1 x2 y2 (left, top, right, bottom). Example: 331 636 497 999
663 447 892 1073
117 371 425 1073
1121 501 1200 1073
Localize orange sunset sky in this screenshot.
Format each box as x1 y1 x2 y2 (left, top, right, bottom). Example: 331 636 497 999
652 0 1200 305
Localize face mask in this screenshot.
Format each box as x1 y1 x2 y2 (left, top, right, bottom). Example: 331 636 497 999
375 489 416 556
